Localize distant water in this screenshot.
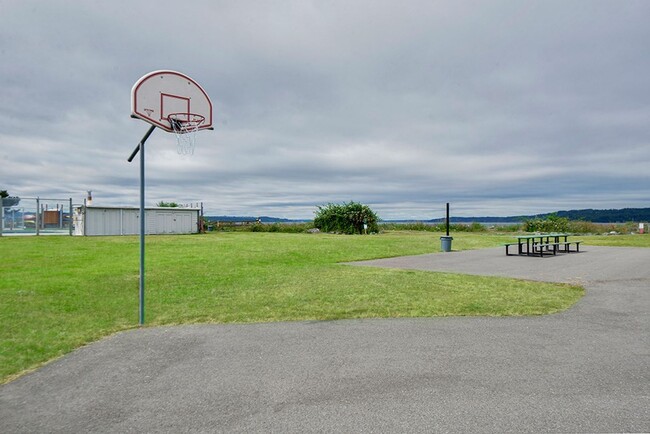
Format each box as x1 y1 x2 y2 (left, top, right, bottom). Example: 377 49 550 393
381 221 522 226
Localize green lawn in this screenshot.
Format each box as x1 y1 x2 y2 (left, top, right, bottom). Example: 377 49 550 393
4 230 643 383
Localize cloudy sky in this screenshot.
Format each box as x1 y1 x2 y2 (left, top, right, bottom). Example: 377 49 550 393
1 0 648 219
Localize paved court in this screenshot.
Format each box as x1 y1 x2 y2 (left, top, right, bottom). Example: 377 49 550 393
1 246 649 433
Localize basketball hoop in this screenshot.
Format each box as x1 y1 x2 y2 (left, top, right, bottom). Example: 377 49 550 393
167 113 205 155
130 70 214 325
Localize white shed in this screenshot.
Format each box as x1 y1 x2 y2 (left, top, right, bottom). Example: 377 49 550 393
74 206 200 236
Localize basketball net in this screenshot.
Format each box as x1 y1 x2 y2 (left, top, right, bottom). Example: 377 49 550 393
168 113 205 155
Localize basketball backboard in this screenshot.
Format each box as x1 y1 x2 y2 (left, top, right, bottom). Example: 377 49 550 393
131 70 213 133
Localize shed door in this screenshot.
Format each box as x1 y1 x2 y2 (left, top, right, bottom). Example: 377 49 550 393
180 213 192 233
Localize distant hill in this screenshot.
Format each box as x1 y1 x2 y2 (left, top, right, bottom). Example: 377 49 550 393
207 208 650 224
425 208 650 224
549 208 650 223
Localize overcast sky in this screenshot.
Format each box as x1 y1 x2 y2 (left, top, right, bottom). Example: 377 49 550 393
1 0 648 219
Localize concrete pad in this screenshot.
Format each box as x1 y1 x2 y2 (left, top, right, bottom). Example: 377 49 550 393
347 245 649 285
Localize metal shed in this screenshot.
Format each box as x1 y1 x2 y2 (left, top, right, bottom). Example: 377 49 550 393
74 206 200 236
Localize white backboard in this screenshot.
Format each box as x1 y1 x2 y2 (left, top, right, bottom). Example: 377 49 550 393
131 70 213 133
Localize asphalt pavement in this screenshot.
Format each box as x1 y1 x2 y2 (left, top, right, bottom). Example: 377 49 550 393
1 245 649 433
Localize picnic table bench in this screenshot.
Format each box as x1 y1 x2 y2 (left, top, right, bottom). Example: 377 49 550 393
505 234 582 257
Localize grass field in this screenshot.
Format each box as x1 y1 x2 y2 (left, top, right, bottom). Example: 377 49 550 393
1 231 646 383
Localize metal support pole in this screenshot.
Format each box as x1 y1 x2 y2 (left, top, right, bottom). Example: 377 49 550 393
128 125 156 326
128 125 155 163
440 202 453 252
138 137 145 325
0 203 3 236
69 198 73 236
200 202 204 233
446 202 450 236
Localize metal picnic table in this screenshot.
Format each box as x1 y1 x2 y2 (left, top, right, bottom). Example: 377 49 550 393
505 233 581 257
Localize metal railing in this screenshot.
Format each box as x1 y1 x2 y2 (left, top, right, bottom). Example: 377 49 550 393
1 197 74 236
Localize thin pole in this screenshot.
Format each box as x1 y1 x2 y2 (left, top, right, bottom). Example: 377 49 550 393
200 202 204 233
128 125 156 326
128 125 155 163
69 198 73 236
139 135 145 325
36 197 40 236
446 202 450 236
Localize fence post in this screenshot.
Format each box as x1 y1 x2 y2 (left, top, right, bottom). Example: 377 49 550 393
0 203 3 236
69 198 73 236
36 197 40 236
200 202 204 233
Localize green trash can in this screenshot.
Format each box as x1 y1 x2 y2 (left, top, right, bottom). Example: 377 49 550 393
440 236 453 252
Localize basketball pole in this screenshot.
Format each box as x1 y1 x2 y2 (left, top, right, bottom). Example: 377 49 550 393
128 125 156 326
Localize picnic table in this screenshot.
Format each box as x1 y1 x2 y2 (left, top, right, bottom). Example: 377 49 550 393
504 233 582 257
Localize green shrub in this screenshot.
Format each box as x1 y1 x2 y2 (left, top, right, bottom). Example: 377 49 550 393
495 224 523 233
156 201 180 207
380 222 489 232
567 220 636 235
467 222 486 232
522 213 570 233
566 220 603 234
314 202 380 234
241 222 315 233
250 223 266 232
380 222 436 232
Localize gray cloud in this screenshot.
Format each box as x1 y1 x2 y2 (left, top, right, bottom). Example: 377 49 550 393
1 0 649 219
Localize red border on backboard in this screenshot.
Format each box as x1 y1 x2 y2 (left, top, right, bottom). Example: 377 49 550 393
131 70 213 133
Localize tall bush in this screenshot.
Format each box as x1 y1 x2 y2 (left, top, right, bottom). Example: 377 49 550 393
522 213 570 233
314 202 379 234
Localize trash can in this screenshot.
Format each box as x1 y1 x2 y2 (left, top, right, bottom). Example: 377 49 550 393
440 236 453 252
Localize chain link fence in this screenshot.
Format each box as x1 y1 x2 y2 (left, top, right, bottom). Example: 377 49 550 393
1 197 76 236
